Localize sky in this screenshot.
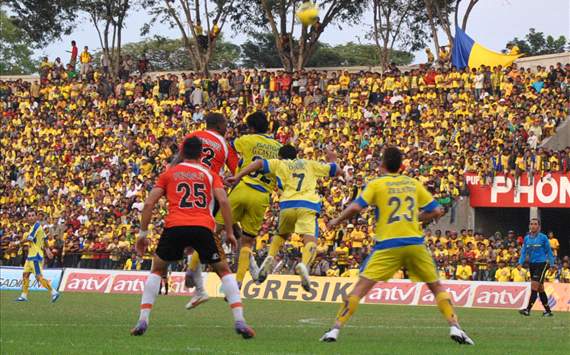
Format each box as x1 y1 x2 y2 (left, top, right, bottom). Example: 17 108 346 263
38 0 570 65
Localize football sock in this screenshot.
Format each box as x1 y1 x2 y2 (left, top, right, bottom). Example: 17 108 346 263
38 276 53 292
236 247 251 283
221 274 245 322
302 241 317 266
22 278 30 297
268 235 286 257
189 251 200 272
334 295 360 328
139 273 161 323
539 292 550 311
526 290 538 311
435 292 458 325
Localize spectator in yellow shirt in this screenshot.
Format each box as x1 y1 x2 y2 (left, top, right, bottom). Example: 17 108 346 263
123 254 142 271
547 232 559 257
495 262 511 282
455 259 473 280
544 266 557 283
511 264 529 282
561 261 570 283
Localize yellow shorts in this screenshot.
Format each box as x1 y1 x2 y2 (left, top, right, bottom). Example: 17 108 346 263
215 182 270 236
23 259 43 275
278 208 318 237
360 244 438 283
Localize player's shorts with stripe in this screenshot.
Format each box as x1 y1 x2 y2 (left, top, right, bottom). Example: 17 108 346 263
278 208 319 237
529 262 548 283
23 259 43 275
360 241 438 283
156 226 224 264
215 182 270 237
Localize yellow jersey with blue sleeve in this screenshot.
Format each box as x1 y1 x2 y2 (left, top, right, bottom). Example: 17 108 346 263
262 159 337 236
355 174 440 283
355 173 439 246
262 159 338 212
23 222 47 275
214 134 281 236
233 134 282 193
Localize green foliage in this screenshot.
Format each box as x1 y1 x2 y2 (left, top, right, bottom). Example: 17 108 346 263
3 0 79 47
507 28 568 56
0 10 37 75
93 35 241 71
241 33 414 68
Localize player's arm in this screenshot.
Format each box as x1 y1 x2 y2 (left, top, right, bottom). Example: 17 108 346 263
418 206 445 223
543 234 555 265
328 183 373 228
225 159 264 185
213 187 237 250
416 181 445 223
225 141 240 175
328 202 363 229
136 187 164 256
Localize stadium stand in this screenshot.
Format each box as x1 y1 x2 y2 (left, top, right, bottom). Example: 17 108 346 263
1 54 569 282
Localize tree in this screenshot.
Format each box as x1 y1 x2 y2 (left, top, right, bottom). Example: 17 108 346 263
241 33 413 68
423 0 478 58
0 10 37 74
94 35 240 71
371 0 429 68
142 0 236 74
507 28 568 56
3 0 79 47
82 0 134 78
231 0 367 71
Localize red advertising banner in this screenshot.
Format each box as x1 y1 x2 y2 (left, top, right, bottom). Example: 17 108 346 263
59 269 570 312
465 172 570 207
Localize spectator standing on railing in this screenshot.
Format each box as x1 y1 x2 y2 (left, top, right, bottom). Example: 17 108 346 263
79 46 92 81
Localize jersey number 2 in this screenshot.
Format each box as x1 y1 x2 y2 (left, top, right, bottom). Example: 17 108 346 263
201 148 215 167
387 196 414 224
177 182 207 208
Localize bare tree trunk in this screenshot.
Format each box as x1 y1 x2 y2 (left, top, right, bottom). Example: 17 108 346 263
424 0 441 59
461 0 478 31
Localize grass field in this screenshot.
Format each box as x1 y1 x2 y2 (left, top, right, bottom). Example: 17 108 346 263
1 290 568 355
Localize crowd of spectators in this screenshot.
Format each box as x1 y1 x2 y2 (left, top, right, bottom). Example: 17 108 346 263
1 46 569 282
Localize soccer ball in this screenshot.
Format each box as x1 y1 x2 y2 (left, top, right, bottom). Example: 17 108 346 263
296 2 319 26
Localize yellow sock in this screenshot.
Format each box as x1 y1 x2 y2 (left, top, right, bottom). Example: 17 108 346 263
236 247 251 283
38 277 53 292
335 295 360 327
189 250 200 272
268 235 286 257
22 278 30 295
302 241 317 266
436 291 458 325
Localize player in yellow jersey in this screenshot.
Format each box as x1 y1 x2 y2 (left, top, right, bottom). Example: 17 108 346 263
320 147 473 345
219 111 282 287
16 210 60 303
227 144 342 291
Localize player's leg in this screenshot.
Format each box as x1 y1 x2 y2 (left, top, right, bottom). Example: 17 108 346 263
132 228 180 336
536 263 552 316
321 248 401 342
32 260 60 302
406 245 474 345
295 211 318 292
194 226 255 338
258 209 293 284
184 248 209 309
16 266 32 301
520 263 543 316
